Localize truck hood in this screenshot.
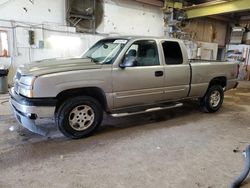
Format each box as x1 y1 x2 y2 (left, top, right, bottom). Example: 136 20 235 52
18 58 102 76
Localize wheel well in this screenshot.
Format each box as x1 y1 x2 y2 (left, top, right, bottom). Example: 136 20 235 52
208 77 227 88
55 87 108 113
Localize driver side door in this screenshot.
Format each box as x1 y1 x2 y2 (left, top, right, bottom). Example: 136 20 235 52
112 40 165 109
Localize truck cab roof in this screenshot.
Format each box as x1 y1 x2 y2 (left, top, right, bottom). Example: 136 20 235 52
103 36 183 43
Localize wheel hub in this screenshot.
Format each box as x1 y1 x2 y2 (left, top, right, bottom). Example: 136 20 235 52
210 90 221 108
68 105 95 131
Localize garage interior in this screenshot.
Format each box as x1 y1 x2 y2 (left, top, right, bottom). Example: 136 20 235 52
0 0 250 187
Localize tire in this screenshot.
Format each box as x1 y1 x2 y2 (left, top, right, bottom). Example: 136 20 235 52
55 96 103 139
200 85 224 113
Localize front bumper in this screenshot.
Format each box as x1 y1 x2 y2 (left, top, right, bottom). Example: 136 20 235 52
9 88 56 135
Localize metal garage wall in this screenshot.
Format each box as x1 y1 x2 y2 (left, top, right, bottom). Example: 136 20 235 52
99 0 164 36
0 0 66 24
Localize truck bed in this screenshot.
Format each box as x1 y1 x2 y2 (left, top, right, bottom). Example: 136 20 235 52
189 59 225 63
189 61 237 97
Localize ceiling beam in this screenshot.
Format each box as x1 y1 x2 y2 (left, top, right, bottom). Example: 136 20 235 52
208 15 237 23
185 0 250 19
135 0 164 7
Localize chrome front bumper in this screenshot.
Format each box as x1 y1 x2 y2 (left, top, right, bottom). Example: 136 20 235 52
9 88 56 136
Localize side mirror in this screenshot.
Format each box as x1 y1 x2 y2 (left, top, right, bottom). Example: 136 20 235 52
119 57 137 69
119 63 126 69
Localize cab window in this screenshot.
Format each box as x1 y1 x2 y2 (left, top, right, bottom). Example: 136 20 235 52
124 40 160 67
162 41 183 65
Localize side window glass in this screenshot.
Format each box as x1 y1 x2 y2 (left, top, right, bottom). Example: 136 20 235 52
124 40 160 67
162 41 183 65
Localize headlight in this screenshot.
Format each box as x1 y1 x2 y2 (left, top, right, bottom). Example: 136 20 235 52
16 75 36 97
19 87 33 97
19 76 36 86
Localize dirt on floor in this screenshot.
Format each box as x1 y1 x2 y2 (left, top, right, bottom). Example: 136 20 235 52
0 82 250 188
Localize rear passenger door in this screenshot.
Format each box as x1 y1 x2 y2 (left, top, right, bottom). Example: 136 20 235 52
112 40 165 109
161 41 190 100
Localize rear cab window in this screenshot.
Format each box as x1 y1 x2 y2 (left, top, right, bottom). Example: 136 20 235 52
162 41 183 65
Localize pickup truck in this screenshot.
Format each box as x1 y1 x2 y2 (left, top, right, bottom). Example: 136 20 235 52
10 36 238 138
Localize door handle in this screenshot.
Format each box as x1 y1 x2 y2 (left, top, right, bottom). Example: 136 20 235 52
155 71 164 77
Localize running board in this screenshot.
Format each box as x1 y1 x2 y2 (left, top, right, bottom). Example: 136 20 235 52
111 102 183 117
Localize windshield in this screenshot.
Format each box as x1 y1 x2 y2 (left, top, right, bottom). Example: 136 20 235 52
82 39 128 64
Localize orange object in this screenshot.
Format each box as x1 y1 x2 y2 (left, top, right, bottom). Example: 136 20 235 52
2 49 8 57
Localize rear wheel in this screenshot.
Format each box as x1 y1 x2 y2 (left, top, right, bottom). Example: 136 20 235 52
55 96 103 139
200 85 224 113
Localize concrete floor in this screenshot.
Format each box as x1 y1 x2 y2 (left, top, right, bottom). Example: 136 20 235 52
0 82 250 188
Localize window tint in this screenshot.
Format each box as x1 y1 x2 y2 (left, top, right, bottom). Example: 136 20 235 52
124 40 160 66
162 41 183 65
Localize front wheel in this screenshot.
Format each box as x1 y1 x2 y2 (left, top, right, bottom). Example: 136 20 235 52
55 96 103 139
200 85 224 113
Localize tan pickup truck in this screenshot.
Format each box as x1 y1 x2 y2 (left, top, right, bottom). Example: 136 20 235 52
10 36 238 138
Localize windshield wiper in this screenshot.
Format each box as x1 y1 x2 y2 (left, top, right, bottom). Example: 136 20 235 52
86 56 99 63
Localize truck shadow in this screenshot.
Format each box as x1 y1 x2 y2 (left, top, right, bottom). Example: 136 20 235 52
100 100 202 133
6 94 249 142
10 87 249 141
18 99 205 139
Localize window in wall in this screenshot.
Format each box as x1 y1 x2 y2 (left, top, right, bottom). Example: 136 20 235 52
162 41 183 65
124 40 160 66
0 31 9 57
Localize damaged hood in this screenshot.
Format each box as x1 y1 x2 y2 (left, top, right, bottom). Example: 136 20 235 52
18 58 102 76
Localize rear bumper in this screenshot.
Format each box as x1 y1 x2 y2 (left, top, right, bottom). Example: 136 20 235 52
226 80 239 90
233 82 239 89
9 88 56 135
